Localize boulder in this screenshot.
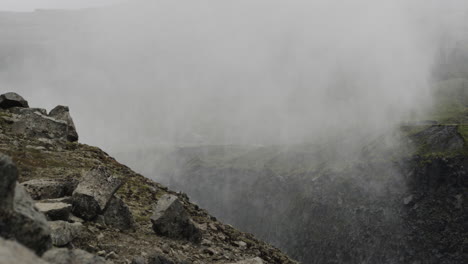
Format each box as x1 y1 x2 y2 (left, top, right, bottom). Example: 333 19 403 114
48 105 79 142
0 154 18 210
0 237 49 264
49 221 83 247
22 179 78 200
0 92 29 109
0 154 52 255
35 202 72 221
43 248 110 264
150 194 202 243
228 258 264 264
100 195 135 231
147 252 175 264
4 184 52 255
72 166 124 220
11 111 69 141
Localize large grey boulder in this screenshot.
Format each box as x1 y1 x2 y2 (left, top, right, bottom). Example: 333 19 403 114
49 221 83 247
150 194 202 243
0 92 29 109
100 195 135 231
43 248 110 264
0 237 49 264
9 184 53 254
22 179 78 200
72 166 124 220
0 154 17 210
0 154 52 255
48 105 79 142
36 202 72 221
11 111 69 141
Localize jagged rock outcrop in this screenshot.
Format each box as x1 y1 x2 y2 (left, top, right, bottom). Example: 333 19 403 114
22 179 77 200
151 194 202 243
0 92 29 109
0 237 49 264
72 166 124 220
49 221 83 247
43 248 110 264
11 110 70 140
48 105 79 142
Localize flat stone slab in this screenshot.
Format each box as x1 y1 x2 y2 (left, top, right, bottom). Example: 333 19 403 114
36 202 72 221
72 166 124 220
22 179 77 200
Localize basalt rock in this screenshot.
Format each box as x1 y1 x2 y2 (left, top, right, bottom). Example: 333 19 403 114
43 248 110 264
48 105 79 142
150 194 202 243
72 166 124 221
0 237 49 264
0 92 29 109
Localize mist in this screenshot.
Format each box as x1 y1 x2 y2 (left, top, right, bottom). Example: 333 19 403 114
2 0 467 153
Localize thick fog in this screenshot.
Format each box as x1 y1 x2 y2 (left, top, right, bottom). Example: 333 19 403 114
1 0 468 152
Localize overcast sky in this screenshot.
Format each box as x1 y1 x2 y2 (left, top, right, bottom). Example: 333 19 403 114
0 0 125 11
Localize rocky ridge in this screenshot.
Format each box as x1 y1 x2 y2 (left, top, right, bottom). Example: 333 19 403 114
0 93 296 264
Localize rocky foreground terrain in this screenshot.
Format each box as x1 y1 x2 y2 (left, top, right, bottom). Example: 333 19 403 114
0 92 297 264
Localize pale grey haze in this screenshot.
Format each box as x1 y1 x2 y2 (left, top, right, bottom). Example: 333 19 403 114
1 0 468 153
0 0 124 11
